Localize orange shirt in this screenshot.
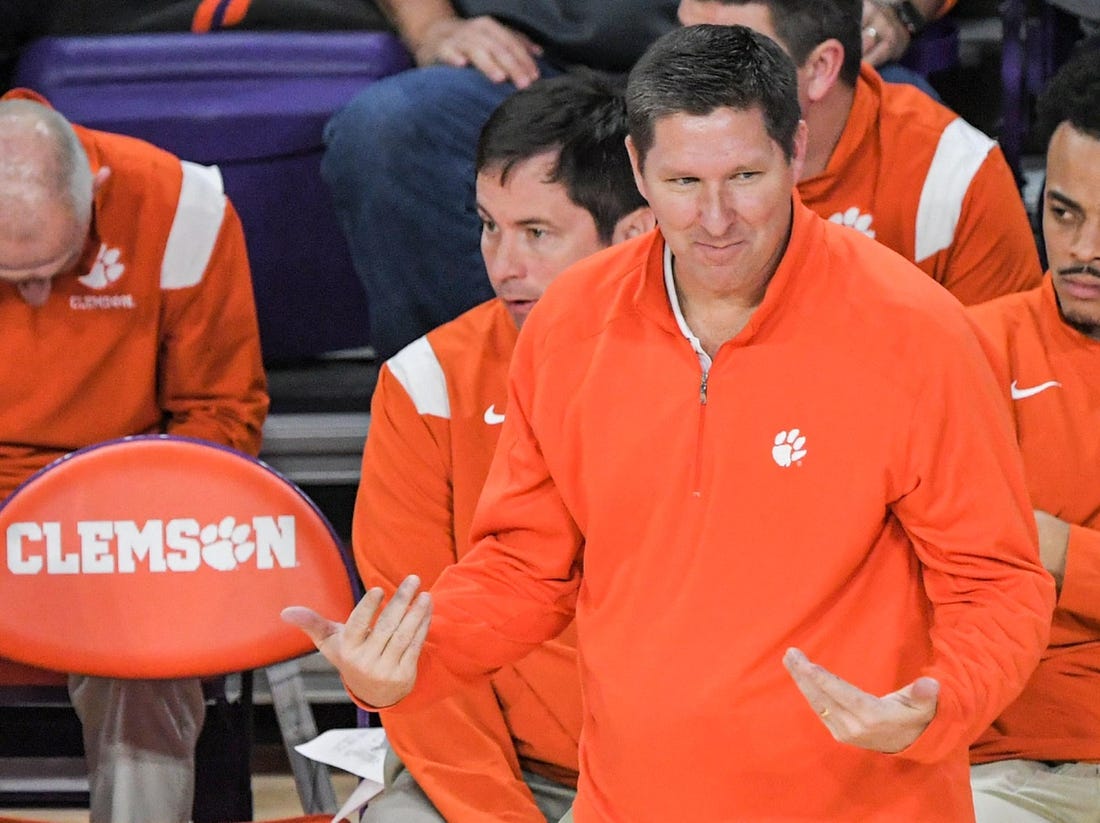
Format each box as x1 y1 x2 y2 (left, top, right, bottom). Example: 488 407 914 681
0 90 268 500
969 277 1100 764
354 298 581 822
393 200 1054 821
799 66 1041 305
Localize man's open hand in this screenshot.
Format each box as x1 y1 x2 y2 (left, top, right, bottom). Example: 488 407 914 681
414 16 542 87
783 647 938 753
282 574 432 708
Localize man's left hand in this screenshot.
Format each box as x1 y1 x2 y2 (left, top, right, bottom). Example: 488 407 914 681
1034 509 1070 592
861 0 912 67
783 647 938 753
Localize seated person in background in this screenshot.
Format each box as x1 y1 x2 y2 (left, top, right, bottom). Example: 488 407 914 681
0 0 391 90
352 70 653 823
0 90 268 823
967 46 1100 822
679 0 1043 305
860 0 955 86
321 0 678 359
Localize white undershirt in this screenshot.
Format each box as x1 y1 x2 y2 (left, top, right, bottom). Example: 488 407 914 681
663 242 712 372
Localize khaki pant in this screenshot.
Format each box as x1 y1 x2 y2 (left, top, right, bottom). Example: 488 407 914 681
69 675 205 823
362 745 575 823
972 759 1100 823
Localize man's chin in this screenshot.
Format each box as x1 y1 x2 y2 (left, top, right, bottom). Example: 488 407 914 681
1062 309 1100 340
504 299 537 329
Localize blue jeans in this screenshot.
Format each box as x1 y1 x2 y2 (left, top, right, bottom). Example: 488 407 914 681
877 62 941 100
322 62 558 359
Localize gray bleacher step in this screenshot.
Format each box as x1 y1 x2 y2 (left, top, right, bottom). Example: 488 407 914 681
228 653 353 707
260 413 371 487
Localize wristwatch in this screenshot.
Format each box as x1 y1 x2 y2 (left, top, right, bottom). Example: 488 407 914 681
885 0 927 36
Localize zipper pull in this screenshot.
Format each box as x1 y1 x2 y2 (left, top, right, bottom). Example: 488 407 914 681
700 371 709 405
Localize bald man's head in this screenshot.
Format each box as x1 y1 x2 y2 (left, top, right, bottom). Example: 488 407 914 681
0 100 97 306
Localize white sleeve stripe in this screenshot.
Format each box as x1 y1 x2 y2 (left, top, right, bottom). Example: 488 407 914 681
914 118 995 262
161 161 227 290
387 336 451 418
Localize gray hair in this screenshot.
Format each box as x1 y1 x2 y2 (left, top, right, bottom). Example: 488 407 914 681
0 99 94 225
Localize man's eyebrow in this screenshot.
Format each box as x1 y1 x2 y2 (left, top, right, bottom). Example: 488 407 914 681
1047 189 1082 212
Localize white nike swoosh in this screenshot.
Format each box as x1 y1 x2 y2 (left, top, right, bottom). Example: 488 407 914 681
483 404 505 425
1010 380 1062 400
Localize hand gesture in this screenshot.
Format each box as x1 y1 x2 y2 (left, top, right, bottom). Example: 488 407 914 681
861 0 912 67
783 647 938 753
413 15 542 87
282 574 432 708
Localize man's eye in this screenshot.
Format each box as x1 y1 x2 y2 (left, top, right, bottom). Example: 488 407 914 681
1048 206 1075 224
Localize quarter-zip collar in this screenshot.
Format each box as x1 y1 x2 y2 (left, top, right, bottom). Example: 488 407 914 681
640 191 824 357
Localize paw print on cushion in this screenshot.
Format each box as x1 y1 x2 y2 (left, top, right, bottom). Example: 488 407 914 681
200 516 256 571
828 207 876 239
772 429 807 467
77 244 126 289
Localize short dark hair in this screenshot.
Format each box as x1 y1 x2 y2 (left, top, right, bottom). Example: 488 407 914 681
476 70 647 244
626 24 801 167
687 0 862 87
1036 34 1100 148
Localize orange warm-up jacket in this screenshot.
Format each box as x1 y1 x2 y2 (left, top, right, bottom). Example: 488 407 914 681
969 276 1100 764
354 298 581 822
0 89 268 500
799 66 1041 305
381 199 1054 822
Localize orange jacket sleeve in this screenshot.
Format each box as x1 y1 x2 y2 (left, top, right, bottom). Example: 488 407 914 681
890 314 1055 763
353 365 562 823
158 199 268 457
1058 524 1100 629
934 146 1042 305
404 345 583 706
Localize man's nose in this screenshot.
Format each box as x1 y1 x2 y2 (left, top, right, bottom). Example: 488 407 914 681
698 187 735 237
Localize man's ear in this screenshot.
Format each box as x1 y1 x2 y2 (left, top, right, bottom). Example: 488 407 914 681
611 206 656 245
625 135 648 201
92 166 111 192
801 38 845 104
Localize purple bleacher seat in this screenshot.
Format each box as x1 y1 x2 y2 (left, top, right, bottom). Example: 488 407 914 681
900 19 960 77
12 31 413 363
999 0 1085 185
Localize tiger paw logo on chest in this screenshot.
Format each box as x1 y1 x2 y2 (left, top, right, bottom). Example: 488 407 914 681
828 207 876 239
6 515 297 575
78 243 126 288
71 243 135 310
772 428 807 467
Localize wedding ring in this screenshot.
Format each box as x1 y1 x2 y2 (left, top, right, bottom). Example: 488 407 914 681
819 707 831 718
863 25 879 41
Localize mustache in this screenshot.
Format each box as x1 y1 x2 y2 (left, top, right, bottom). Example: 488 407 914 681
1057 265 1100 279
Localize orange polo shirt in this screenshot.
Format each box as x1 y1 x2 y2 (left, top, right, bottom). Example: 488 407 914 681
354 298 581 822
0 89 267 501
799 66 1041 305
969 277 1100 764
387 199 1053 821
